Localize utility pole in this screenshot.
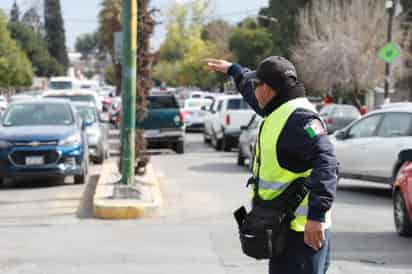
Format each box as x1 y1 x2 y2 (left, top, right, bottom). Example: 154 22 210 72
121 0 137 185
384 0 398 103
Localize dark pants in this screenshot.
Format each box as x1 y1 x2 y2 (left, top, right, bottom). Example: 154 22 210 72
269 229 331 274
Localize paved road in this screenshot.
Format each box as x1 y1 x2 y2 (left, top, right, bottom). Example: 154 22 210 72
151 133 412 274
0 132 411 274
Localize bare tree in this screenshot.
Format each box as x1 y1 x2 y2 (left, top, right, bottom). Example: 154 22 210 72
292 0 409 109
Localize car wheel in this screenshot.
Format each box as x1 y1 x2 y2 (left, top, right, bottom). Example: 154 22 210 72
94 147 105 164
75 159 89 184
174 141 184 154
237 151 245 166
74 170 88 185
222 136 231 152
394 190 412 236
203 132 211 144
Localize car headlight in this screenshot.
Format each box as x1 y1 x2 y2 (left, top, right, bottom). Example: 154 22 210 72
59 133 82 147
0 140 12 149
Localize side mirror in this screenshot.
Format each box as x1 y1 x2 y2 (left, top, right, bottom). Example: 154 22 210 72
201 105 207 111
240 125 248 131
334 130 347 140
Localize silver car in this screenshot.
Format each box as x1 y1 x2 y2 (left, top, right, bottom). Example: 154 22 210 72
73 102 109 164
331 107 412 184
320 104 361 134
237 114 262 168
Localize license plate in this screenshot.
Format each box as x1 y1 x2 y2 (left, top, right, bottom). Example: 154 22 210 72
144 129 160 138
25 156 44 165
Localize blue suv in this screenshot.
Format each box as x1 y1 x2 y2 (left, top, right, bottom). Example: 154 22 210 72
0 99 89 185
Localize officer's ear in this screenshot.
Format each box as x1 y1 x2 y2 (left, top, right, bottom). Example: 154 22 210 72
264 84 277 97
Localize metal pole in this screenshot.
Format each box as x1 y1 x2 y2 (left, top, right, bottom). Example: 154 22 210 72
384 0 398 103
121 0 137 185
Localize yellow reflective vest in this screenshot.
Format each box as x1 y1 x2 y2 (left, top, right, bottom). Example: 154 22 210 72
252 98 331 232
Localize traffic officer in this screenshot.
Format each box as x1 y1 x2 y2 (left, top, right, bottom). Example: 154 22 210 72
207 56 338 274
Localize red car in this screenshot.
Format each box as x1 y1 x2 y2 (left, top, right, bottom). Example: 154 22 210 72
393 150 412 236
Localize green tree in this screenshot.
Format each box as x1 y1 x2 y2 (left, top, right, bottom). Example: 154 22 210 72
260 0 310 58
229 18 273 68
155 1 224 89
8 21 64 77
44 0 69 71
0 11 33 89
10 0 19 23
22 7 42 33
75 32 98 59
98 0 122 94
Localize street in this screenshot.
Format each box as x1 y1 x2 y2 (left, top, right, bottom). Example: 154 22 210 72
0 132 410 274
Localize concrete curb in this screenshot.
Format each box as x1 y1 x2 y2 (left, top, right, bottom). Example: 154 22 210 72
93 159 163 219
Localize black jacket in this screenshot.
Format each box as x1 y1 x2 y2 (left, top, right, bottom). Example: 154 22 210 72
228 64 338 222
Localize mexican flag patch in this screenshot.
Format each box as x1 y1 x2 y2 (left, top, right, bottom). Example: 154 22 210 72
304 119 326 138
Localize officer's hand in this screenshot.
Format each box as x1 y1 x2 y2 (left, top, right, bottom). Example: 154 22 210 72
304 220 325 251
206 58 232 74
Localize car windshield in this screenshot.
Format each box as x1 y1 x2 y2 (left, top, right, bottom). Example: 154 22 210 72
75 106 97 123
3 103 73 126
186 100 211 109
333 106 360 118
227 99 250 110
49 81 73 90
148 96 178 109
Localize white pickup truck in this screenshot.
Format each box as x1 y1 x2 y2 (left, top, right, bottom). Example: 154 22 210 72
204 95 255 152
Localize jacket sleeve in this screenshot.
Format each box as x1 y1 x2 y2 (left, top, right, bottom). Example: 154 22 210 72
227 64 263 116
283 114 338 222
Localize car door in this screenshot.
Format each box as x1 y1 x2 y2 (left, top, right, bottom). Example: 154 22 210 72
366 112 412 179
211 99 224 137
334 114 382 176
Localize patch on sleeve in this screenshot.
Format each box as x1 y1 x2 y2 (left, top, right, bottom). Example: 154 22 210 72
304 119 326 138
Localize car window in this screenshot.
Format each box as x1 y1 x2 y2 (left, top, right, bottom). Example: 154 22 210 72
216 100 223 112
332 106 360 119
49 81 73 90
208 101 215 111
76 106 97 123
148 95 178 109
347 114 381 139
227 99 250 110
3 103 73 126
319 106 331 117
377 113 412 137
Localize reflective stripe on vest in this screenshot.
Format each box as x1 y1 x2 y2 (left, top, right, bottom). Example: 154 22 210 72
252 98 331 232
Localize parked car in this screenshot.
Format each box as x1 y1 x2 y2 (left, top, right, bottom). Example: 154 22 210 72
319 104 361 134
0 95 8 113
48 77 79 90
182 98 212 131
43 89 103 112
203 99 219 144
237 114 262 168
0 99 89 185
134 92 185 154
380 102 412 110
207 95 255 152
331 108 412 184
393 150 412 236
73 102 109 164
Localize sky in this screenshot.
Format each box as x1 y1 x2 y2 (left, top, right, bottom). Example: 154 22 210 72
0 0 269 51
